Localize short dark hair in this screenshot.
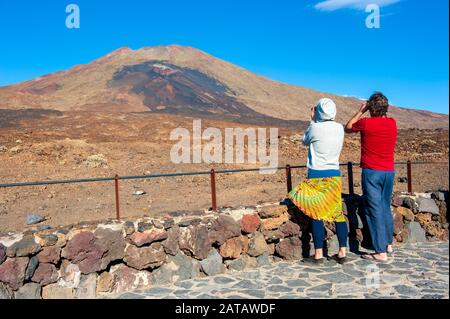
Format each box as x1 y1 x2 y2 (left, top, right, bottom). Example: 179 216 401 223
367 92 389 117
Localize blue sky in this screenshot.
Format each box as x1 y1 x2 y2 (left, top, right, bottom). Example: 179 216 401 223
0 0 448 114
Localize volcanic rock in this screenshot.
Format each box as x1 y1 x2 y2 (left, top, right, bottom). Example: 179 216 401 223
275 237 302 260
240 214 261 234
0 257 29 290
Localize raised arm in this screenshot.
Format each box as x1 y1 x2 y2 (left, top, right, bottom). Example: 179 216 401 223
302 106 316 145
345 102 369 133
302 123 313 146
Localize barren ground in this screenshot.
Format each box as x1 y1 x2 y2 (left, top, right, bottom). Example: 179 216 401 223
0 111 448 233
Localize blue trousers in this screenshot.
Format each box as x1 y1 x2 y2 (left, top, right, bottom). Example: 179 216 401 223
361 168 395 253
311 220 348 249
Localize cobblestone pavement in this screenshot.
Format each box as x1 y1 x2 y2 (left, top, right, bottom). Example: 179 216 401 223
115 242 449 299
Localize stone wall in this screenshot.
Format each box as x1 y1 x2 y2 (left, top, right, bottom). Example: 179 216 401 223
0 191 448 299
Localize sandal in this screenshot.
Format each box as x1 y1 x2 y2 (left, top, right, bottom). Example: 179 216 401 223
361 253 388 262
303 257 325 265
329 254 347 265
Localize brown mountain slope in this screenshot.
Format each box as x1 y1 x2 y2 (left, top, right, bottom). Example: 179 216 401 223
0 45 447 128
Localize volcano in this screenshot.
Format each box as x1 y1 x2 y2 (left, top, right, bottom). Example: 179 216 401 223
0 45 447 129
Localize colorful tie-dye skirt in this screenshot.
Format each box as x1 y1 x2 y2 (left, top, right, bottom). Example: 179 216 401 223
287 176 345 223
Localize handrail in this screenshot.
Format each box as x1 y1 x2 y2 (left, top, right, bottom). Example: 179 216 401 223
0 161 447 188
0 161 448 220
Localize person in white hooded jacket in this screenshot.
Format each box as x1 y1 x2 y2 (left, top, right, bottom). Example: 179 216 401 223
288 98 348 264
303 98 344 173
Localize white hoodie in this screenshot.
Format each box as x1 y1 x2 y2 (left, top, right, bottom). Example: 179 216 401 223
303 98 344 171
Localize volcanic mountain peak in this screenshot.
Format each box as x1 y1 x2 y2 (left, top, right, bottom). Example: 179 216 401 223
0 45 447 129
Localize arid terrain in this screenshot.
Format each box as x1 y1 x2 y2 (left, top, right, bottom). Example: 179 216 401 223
0 45 448 233
0 45 448 129
0 110 448 233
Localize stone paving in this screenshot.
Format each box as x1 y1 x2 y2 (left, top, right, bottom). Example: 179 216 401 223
114 242 449 299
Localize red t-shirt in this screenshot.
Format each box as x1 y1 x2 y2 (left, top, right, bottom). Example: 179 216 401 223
352 117 397 171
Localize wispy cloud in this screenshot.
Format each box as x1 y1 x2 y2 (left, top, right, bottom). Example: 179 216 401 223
314 0 401 12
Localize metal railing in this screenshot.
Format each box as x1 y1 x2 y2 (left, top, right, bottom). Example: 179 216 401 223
0 161 448 220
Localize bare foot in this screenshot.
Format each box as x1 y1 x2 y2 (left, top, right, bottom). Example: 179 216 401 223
314 248 323 260
387 245 394 254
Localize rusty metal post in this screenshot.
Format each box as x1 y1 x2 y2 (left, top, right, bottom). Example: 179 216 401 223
286 164 292 193
347 162 354 195
407 160 412 193
210 169 217 212
114 174 120 220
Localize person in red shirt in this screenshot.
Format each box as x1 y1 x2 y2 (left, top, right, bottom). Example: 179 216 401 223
345 92 397 262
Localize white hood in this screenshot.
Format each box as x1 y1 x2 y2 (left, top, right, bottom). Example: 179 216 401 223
315 98 337 122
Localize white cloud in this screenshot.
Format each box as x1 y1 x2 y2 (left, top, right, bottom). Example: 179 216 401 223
314 0 401 11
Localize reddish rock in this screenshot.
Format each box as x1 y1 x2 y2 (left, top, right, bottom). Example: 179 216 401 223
261 212 290 231
395 207 415 222
61 232 105 274
179 225 212 260
279 221 300 237
391 196 404 207
393 212 404 235
124 243 166 270
0 244 5 264
275 237 302 260
37 246 61 264
219 237 244 259
128 229 168 247
247 232 269 257
31 263 58 285
162 226 180 256
0 257 29 290
6 236 41 257
94 228 126 269
209 215 241 245
424 222 445 238
240 214 260 234
415 213 433 226
257 205 287 219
